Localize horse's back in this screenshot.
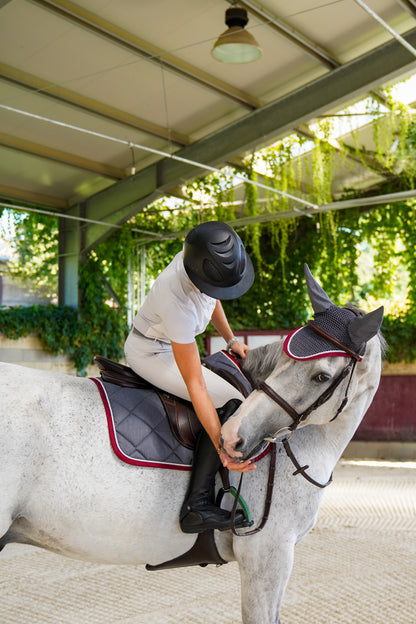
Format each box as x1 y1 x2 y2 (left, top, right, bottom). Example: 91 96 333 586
0 361 87 407
0 361 100 479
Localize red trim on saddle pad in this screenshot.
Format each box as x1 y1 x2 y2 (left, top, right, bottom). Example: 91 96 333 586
90 377 192 471
220 349 246 370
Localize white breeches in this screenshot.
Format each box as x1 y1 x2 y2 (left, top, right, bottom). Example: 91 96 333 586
124 330 243 408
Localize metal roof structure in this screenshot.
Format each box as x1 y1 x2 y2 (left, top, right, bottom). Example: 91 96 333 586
1 0 416 303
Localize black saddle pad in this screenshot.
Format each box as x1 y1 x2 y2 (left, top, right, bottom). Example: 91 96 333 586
91 378 193 470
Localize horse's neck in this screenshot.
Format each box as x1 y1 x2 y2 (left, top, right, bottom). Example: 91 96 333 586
242 340 284 386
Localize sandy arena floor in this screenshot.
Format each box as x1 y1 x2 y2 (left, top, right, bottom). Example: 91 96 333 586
0 460 415 624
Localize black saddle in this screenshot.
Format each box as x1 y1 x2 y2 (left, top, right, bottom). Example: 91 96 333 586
94 355 151 389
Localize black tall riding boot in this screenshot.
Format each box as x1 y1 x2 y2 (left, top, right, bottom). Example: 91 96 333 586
180 400 249 534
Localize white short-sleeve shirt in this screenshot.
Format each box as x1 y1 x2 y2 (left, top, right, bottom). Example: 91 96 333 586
133 251 217 344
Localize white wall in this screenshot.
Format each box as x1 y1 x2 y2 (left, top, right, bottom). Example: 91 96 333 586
207 332 288 354
0 334 97 376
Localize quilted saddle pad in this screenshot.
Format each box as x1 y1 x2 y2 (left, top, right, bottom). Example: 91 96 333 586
91 378 193 470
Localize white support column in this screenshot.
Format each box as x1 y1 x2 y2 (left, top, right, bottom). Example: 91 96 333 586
127 255 135 327
127 244 146 325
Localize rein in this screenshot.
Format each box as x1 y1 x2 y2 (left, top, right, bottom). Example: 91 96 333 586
230 325 362 537
229 443 277 537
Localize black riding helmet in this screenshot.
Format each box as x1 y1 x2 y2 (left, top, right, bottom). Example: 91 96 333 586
183 221 254 300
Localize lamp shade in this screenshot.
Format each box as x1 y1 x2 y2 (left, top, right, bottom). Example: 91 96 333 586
211 8 262 64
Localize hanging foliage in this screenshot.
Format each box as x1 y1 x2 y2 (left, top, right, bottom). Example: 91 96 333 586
253 138 299 282
1 99 416 367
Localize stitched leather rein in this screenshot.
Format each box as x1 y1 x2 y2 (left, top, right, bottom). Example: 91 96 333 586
230 323 362 537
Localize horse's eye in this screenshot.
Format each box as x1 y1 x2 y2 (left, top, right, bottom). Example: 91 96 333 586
313 372 330 383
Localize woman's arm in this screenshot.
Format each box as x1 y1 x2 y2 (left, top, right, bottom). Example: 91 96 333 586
171 340 255 473
210 300 250 359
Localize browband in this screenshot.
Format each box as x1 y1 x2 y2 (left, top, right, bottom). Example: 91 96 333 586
307 320 363 361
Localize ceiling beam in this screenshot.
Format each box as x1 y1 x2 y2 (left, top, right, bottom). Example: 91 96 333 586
396 0 416 18
78 27 416 252
231 2 403 108
0 63 189 146
28 0 260 111
0 184 68 208
0 132 125 180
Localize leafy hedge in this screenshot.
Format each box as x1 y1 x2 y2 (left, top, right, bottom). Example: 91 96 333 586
0 303 127 375
0 254 128 375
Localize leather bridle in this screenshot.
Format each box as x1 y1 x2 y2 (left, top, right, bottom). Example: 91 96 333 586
258 317 364 438
258 356 357 437
230 320 364 537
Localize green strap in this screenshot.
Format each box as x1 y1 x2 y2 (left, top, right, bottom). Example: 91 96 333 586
225 486 252 524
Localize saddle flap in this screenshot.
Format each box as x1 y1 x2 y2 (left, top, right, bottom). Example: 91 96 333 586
157 391 202 449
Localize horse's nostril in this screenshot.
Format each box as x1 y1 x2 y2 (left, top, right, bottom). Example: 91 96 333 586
234 437 244 451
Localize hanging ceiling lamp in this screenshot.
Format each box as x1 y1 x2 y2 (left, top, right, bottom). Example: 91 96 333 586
211 7 262 64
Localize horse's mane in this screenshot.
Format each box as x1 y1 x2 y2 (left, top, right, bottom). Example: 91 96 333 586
241 339 285 386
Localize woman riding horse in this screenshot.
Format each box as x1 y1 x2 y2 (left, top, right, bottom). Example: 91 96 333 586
124 221 256 534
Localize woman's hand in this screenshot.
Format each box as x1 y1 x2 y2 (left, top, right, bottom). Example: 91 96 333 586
171 339 254 473
218 448 256 473
230 340 250 360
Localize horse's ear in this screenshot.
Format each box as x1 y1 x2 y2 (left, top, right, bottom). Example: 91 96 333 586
304 263 334 313
348 306 384 347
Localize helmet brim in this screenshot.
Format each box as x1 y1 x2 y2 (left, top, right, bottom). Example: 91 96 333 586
186 252 254 300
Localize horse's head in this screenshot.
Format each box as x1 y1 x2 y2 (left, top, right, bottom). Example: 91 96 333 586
221 264 385 460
